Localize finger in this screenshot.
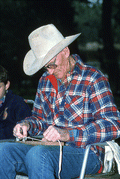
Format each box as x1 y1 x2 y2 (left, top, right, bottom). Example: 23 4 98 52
16 127 24 139
13 124 21 137
43 125 53 135
41 137 48 142
21 126 28 137
15 124 27 139
43 125 54 137
44 128 60 142
43 126 54 138
13 128 17 137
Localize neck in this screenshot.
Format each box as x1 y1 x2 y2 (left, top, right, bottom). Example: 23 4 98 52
68 56 75 72
60 56 75 83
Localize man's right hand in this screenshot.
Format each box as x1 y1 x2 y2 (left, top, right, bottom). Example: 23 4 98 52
13 122 29 139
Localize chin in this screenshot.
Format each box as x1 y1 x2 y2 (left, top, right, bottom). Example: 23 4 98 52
54 74 63 80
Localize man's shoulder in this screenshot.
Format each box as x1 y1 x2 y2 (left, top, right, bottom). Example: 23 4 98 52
76 61 107 84
85 65 107 83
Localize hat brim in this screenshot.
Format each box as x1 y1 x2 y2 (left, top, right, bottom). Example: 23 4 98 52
23 50 44 76
23 33 81 76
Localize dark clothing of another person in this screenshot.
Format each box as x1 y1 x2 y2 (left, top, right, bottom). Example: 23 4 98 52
0 90 31 139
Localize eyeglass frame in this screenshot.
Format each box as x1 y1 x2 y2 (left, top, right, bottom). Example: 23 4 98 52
44 56 57 69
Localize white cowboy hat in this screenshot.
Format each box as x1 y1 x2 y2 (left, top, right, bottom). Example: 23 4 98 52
23 24 81 75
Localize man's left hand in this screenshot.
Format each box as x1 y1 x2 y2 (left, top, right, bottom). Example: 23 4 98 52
42 125 70 142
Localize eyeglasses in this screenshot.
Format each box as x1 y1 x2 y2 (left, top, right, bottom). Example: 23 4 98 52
45 57 57 69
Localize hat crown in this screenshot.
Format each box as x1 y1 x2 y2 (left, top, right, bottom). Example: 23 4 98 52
23 24 81 75
29 24 64 59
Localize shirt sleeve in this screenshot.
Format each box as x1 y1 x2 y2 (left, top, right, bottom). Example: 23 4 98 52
68 76 120 147
19 77 50 136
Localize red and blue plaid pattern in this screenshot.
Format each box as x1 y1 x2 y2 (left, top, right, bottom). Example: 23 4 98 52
23 54 120 167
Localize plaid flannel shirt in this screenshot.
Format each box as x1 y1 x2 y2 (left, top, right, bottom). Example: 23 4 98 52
23 54 120 166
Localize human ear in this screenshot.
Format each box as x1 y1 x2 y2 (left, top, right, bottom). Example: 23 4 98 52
63 47 70 58
5 81 10 90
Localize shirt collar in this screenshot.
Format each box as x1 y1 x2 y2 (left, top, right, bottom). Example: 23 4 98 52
61 54 85 84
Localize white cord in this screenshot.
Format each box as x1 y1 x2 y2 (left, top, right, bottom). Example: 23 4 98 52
58 140 62 179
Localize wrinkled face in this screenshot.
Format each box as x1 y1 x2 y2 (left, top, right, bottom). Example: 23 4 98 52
45 47 70 81
0 81 10 99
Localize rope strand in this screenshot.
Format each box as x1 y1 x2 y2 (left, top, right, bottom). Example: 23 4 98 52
58 140 63 179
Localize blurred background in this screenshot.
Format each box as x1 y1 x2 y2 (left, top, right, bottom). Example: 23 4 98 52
0 0 120 111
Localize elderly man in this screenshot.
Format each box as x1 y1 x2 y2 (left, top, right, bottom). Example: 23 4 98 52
0 24 119 179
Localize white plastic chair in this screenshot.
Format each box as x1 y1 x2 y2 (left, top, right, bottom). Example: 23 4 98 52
78 141 120 179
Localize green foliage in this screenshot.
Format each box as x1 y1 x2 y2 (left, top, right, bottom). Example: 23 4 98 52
72 1 102 44
72 0 120 44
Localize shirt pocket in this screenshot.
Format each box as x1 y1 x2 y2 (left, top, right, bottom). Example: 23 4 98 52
64 95 84 123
